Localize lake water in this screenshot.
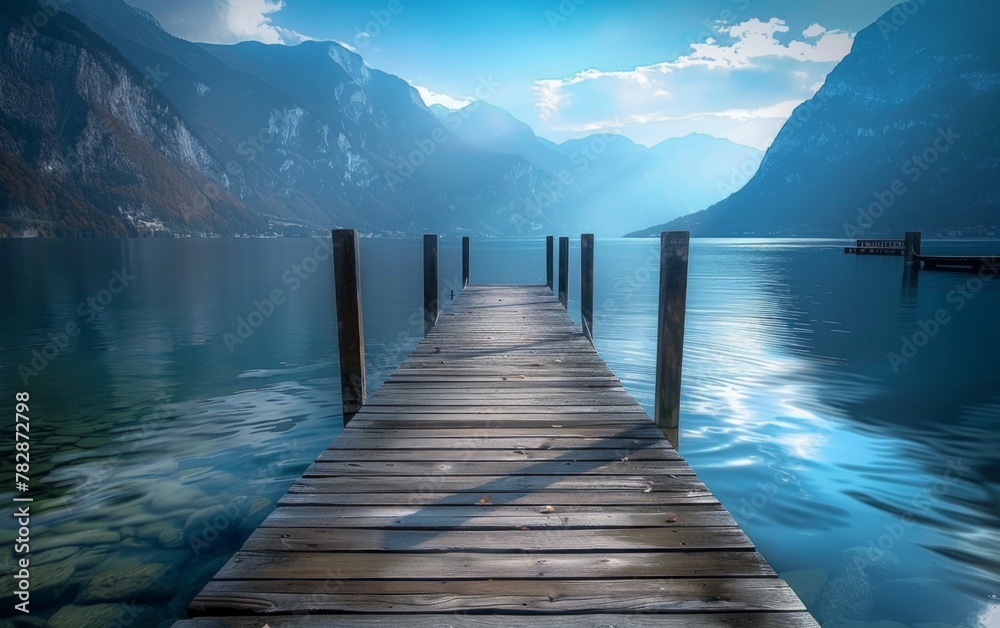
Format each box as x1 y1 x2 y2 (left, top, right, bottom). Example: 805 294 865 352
1 237 999 627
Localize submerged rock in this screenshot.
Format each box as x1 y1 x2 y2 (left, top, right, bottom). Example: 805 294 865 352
0 562 75 606
148 480 207 513
78 562 178 603
814 546 900 623
32 546 80 567
873 578 968 625
47 602 160 628
32 530 120 553
182 496 253 552
780 568 829 607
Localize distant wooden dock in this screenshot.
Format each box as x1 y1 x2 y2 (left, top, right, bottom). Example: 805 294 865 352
844 238 905 255
177 233 816 627
847 232 1000 273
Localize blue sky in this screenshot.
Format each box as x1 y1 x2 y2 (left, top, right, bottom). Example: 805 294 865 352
128 0 901 149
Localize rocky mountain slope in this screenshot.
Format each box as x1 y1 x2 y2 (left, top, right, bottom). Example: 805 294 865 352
631 0 1000 238
0 0 574 236
0 0 265 236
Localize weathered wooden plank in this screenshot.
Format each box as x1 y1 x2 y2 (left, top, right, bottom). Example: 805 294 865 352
302 460 697 476
332 425 666 437
214 550 775 580
287 475 710 494
240 526 747 551
330 434 674 448
323 437 672 450
277 490 717 507
258 509 735 529
178 613 819 627
189 577 802 614
316 448 680 462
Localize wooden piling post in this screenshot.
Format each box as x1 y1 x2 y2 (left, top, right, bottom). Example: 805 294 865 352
904 231 922 269
654 231 690 449
462 236 470 289
424 234 439 335
332 229 367 425
546 236 554 292
581 234 595 343
558 236 569 309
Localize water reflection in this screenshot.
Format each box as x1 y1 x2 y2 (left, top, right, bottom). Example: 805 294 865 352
0 237 998 626
594 238 999 626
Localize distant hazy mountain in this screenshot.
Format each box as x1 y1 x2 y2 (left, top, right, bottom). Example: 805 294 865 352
630 0 1000 238
434 104 764 235
432 101 569 174
0 0 266 236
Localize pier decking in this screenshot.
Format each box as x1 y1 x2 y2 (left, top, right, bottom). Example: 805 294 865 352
178 282 815 626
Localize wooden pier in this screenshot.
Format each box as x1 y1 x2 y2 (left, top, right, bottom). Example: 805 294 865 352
844 238 905 255
177 233 816 627
847 231 1000 272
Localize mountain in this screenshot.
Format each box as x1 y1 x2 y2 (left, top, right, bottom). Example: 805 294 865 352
432 101 569 174
0 0 266 236
434 104 764 235
630 0 1000 238
0 0 576 237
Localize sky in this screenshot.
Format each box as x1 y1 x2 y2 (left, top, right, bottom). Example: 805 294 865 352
126 0 901 150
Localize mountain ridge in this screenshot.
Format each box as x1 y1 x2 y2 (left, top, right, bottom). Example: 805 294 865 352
629 0 1000 238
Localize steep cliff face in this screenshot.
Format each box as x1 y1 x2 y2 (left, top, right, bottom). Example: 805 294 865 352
199 40 571 236
636 0 1000 238
49 0 572 236
0 0 264 236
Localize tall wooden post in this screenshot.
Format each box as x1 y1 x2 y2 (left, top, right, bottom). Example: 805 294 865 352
546 236 554 292
558 237 569 309
462 236 470 289
332 229 366 426
424 234 439 335
904 231 922 269
581 234 595 344
654 231 690 449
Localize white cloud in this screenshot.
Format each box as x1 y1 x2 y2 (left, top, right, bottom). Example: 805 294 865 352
127 0 314 45
224 0 285 44
533 17 853 119
557 99 807 133
413 85 474 110
803 23 827 38
530 17 854 148
667 18 853 70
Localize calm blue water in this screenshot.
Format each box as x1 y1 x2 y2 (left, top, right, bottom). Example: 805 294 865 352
1 237 999 626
